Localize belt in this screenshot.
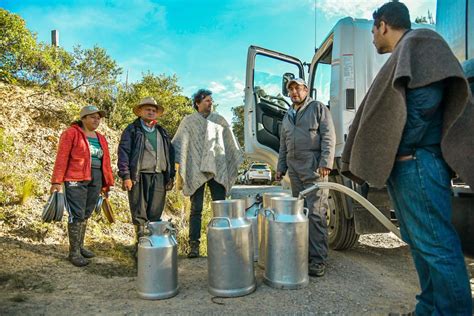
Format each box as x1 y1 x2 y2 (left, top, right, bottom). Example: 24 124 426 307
396 154 415 161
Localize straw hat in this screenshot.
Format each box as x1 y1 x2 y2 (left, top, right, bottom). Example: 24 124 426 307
133 97 164 116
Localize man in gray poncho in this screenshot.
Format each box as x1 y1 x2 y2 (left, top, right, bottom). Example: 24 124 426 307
342 2 473 314
276 78 336 277
172 89 243 258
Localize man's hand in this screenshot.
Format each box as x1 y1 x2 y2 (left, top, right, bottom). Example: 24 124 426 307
317 167 331 178
122 179 133 191
165 179 174 191
50 184 62 194
275 171 284 181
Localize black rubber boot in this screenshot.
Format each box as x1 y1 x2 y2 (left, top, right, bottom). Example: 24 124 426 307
68 222 89 267
187 241 200 258
79 221 95 258
134 224 148 260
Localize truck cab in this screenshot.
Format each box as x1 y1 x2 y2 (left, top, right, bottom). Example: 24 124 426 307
244 16 474 252
244 18 395 250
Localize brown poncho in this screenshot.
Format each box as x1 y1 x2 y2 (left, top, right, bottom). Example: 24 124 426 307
341 29 474 189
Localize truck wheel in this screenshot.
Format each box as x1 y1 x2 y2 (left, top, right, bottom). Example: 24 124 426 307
327 177 359 250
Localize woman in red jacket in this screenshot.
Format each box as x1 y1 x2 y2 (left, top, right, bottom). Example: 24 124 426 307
50 105 114 267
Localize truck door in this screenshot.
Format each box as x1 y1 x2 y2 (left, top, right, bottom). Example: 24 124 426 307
244 46 305 168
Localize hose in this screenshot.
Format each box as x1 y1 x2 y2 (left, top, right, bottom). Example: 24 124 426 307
298 182 402 240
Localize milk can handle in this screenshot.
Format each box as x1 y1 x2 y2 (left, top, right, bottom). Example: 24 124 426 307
254 205 263 216
264 208 276 220
303 207 310 218
210 217 231 227
165 223 177 236
139 236 153 247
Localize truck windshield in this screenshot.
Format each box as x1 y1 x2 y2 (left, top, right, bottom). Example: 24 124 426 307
250 164 268 170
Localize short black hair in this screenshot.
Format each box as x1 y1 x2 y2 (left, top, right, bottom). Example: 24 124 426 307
373 1 411 30
192 89 212 110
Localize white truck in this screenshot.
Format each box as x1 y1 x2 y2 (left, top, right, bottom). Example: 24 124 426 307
243 2 474 252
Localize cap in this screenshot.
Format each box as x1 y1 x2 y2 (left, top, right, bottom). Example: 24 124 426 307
80 105 106 119
286 78 308 89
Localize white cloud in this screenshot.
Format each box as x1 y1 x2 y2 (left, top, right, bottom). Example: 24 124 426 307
209 81 227 93
314 0 436 21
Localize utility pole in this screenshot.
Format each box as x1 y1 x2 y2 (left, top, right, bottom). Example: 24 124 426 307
51 30 59 47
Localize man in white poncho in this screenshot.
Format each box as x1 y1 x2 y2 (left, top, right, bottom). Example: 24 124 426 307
172 89 243 258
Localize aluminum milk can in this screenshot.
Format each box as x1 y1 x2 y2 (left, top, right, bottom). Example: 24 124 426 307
264 197 309 289
257 192 290 269
137 221 179 300
244 194 262 261
207 199 256 297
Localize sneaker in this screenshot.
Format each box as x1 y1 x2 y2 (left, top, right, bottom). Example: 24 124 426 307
309 261 325 277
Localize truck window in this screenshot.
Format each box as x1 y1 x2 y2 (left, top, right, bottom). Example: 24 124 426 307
313 62 331 106
312 45 333 107
254 54 300 108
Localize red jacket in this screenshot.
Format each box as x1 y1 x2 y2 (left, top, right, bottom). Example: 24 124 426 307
51 124 114 189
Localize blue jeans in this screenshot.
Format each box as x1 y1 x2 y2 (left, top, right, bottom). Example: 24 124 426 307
387 148 472 315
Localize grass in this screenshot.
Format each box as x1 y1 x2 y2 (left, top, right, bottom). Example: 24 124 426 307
20 177 38 205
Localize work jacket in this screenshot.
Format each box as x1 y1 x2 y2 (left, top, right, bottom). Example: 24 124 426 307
117 118 175 184
277 97 336 180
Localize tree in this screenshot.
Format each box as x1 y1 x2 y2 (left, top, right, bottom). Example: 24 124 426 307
0 9 73 89
70 45 122 104
112 73 194 136
30 43 73 90
231 105 244 147
415 10 434 24
0 9 38 83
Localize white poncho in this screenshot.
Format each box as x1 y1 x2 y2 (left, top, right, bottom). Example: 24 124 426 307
171 112 244 196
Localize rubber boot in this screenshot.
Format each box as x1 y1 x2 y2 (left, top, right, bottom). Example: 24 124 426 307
79 221 95 258
187 240 200 258
134 224 148 260
68 222 89 267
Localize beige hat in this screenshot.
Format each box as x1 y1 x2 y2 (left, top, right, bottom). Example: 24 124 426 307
133 97 164 116
80 105 106 119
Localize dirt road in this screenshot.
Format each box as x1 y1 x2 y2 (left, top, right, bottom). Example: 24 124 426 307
2 233 472 315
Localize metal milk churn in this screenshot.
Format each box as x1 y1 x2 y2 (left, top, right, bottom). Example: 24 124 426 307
264 197 309 289
207 199 256 297
137 221 179 300
258 192 290 269
244 194 262 262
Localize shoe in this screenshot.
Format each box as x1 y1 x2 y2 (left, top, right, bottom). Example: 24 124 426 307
187 241 200 258
67 222 89 267
79 221 95 258
308 261 325 277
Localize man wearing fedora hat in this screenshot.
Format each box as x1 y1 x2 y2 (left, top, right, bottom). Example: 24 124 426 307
118 97 175 257
276 78 336 277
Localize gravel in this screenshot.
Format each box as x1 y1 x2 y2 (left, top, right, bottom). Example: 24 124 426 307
2 232 472 315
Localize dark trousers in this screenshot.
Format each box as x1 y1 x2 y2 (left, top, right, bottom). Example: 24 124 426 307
128 172 166 225
189 178 226 242
288 170 329 264
65 168 102 223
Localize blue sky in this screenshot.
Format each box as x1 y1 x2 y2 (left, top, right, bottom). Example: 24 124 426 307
1 0 436 122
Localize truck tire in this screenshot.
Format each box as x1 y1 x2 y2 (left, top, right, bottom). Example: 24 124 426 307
327 176 360 250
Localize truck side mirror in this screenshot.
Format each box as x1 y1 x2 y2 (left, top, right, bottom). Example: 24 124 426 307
282 73 295 97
